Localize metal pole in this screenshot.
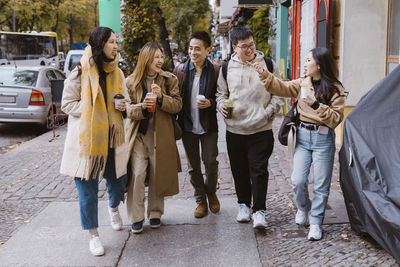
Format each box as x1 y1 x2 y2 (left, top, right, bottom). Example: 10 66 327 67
13 0 16 32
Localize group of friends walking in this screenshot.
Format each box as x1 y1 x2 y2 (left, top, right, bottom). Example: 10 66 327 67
60 26 345 256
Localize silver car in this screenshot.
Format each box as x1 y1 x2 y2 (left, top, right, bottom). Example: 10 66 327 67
0 65 65 130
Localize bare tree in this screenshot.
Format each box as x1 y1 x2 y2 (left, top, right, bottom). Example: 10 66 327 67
156 7 173 71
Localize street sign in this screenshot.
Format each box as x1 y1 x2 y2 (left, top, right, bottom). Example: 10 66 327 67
99 0 121 33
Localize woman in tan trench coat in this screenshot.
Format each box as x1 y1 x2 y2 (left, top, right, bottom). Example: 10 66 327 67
125 42 182 234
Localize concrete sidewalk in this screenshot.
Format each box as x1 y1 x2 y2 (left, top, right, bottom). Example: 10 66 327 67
0 199 261 267
0 115 397 266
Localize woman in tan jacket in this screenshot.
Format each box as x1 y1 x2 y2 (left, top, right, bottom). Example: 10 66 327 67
125 42 182 234
252 47 345 241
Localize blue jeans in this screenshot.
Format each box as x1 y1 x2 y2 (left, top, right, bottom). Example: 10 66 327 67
291 127 335 225
74 148 127 230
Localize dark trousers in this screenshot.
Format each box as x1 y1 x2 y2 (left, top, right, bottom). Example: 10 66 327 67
182 131 219 204
226 130 274 211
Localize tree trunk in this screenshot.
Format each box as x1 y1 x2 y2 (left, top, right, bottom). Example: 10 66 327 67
60 36 64 53
156 7 173 71
29 15 36 31
94 0 98 27
51 0 62 32
30 15 36 32
69 14 74 50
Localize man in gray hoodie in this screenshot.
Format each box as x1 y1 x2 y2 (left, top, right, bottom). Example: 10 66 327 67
216 27 282 229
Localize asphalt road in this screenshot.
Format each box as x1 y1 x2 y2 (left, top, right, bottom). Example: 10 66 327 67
0 123 48 154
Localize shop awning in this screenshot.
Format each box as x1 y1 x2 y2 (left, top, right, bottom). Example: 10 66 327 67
235 0 274 8
216 21 230 36
229 8 241 26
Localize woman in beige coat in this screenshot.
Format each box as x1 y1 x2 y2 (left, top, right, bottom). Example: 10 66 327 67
60 27 128 256
125 42 182 234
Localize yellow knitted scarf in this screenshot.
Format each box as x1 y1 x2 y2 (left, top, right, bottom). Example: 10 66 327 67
79 45 125 180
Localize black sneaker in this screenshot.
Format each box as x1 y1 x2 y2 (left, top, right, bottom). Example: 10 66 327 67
149 218 161 229
131 220 143 234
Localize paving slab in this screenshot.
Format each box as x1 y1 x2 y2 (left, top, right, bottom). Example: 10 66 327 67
120 224 260 267
120 197 260 267
304 183 349 225
0 201 129 267
0 198 261 267
324 189 349 224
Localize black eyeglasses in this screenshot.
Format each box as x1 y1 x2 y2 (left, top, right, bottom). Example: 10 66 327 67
237 42 256 51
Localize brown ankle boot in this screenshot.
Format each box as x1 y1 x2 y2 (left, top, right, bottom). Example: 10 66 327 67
194 203 208 218
207 193 220 213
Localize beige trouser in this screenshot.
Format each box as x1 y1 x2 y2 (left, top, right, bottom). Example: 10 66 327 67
127 132 164 223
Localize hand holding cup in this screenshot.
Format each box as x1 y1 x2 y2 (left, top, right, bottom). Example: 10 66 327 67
224 99 234 119
300 86 312 99
219 104 228 117
151 81 162 99
144 92 157 112
196 95 210 109
114 94 126 111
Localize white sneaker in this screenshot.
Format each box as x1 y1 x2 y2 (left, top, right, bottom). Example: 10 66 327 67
252 210 267 229
236 203 251 222
89 236 104 256
307 224 322 241
108 207 123 231
295 209 309 225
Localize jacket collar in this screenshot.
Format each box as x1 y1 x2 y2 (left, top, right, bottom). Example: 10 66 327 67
189 59 210 71
158 69 170 78
231 50 265 64
189 60 195 70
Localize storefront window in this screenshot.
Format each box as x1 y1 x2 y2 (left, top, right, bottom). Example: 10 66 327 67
299 0 316 77
317 0 328 48
387 0 399 74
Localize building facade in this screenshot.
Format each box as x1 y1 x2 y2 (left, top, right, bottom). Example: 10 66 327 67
215 0 399 142
287 0 399 142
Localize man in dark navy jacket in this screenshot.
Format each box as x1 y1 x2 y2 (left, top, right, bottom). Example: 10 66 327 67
174 31 220 218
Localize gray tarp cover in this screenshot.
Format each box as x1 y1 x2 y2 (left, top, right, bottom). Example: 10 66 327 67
339 65 400 264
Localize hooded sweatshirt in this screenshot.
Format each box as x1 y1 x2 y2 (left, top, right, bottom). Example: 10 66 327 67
216 51 283 135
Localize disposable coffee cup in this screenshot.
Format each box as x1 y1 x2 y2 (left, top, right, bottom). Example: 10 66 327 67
196 95 205 105
146 92 157 112
300 86 311 99
114 94 124 108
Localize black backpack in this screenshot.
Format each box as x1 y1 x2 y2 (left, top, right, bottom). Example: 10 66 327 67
221 57 274 82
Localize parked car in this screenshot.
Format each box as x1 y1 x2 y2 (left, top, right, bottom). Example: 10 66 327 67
339 65 400 263
0 65 65 130
58 51 65 71
63 50 84 77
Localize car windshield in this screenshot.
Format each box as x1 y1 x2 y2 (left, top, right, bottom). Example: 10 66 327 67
0 69 38 86
69 54 83 71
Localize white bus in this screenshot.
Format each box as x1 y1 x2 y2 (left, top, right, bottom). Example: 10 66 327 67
0 31 59 68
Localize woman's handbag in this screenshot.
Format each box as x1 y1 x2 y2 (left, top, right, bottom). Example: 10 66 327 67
172 115 182 140
278 101 299 146
164 76 182 140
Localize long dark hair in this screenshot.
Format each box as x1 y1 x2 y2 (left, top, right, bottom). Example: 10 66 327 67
311 47 343 104
88 27 114 76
